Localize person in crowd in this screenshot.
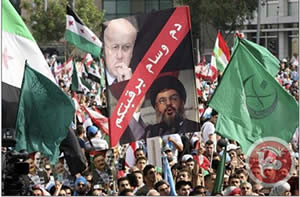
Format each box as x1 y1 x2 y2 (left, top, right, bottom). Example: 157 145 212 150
73 176 88 196
240 181 255 196
145 75 201 138
162 134 183 163
134 148 146 159
204 140 215 162
135 164 158 196
135 156 147 171
85 125 109 153
204 173 216 195
132 170 144 193
229 174 241 188
146 189 160 196
175 180 192 196
91 152 112 187
190 185 207 196
201 109 218 144
176 168 192 183
269 181 291 196
154 180 171 196
119 188 135 196
164 146 176 167
117 176 132 194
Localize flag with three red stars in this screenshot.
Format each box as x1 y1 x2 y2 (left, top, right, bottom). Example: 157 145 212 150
65 5 102 57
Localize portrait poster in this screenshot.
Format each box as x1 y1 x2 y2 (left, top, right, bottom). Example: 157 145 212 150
103 7 200 146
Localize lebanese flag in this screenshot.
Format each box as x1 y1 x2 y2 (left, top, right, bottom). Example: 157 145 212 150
213 32 230 72
193 155 210 170
83 106 109 135
71 92 85 123
63 56 74 78
65 5 102 57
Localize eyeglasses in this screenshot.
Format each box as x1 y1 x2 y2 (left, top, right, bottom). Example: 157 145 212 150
157 94 180 105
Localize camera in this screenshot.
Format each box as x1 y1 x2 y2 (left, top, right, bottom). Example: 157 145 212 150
2 138 30 195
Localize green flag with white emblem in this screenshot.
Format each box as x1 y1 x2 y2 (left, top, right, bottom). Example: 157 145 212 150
16 63 75 164
209 38 299 153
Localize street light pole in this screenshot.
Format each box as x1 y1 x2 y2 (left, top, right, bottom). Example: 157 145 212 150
256 0 261 44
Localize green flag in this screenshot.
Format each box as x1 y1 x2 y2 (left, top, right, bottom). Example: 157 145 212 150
212 146 227 195
209 38 299 153
16 63 75 164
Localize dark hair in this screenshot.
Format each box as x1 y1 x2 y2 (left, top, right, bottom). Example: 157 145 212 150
126 173 138 187
118 188 133 196
211 109 218 117
143 164 155 177
154 180 169 191
117 176 130 187
175 181 192 191
135 156 147 164
205 140 214 146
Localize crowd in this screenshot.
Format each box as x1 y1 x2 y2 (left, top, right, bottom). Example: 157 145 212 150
2 52 299 196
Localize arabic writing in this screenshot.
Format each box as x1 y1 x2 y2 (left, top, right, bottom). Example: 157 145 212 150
115 22 182 129
116 78 146 128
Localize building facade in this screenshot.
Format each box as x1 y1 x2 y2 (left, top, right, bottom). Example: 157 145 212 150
242 0 299 60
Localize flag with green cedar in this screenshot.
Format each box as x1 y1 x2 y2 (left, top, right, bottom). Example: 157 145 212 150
16 63 75 164
209 38 299 154
65 5 102 57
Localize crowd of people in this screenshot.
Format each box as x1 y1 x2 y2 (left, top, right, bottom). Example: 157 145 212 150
3 52 298 196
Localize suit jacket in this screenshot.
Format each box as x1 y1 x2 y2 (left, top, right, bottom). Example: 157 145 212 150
144 118 201 139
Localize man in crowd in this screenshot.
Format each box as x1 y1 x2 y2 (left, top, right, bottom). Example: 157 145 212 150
154 180 171 196
135 164 158 195
145 75 201 138
117 176 132 194
176 181 192 196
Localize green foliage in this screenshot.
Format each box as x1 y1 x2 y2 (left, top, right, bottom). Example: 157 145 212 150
176 0 257 39
21 0 105 44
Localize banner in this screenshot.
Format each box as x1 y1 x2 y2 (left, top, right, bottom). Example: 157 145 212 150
103 7 200 146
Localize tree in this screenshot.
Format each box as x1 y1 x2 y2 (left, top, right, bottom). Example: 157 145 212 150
176 0 257 46
21 0 105 44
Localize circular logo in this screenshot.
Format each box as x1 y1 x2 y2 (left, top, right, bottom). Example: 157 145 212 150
246 137 294 187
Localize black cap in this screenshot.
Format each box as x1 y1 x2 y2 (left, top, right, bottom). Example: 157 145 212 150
149 75 186 108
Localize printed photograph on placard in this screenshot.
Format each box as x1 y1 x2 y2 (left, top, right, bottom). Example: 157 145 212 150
103 7 200 146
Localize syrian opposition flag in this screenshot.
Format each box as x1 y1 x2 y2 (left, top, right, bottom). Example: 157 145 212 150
2 0 76 163
83 53 101 83
213 31 231 72
65 5 102 57
2 0 57 129
64 56 74 78
2 0 87 173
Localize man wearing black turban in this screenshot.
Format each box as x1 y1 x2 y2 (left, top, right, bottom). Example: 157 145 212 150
144 75 201 138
